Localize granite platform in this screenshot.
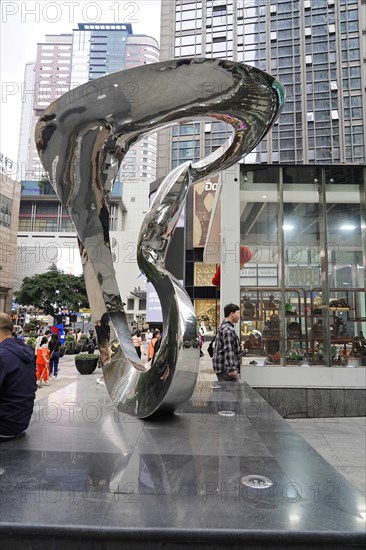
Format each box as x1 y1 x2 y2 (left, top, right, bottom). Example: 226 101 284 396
0 378 365 549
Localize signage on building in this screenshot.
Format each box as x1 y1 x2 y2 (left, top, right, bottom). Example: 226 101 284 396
0 153 16 176
146 280 184 324
193 177 218 248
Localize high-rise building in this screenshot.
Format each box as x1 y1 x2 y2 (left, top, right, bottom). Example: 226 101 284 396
17 62 36 182
17 35 73 181
157 0 366 377
159 0 365 170
16 24 160 325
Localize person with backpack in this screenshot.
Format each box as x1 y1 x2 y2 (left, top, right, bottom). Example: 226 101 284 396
48 333 61 378
212 303 241 382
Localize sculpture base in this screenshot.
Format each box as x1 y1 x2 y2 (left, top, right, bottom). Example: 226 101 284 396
0 380 364 549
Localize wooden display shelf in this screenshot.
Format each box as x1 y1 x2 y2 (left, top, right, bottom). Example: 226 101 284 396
311 337 353 344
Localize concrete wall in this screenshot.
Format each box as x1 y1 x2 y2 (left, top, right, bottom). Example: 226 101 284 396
254 386 366 418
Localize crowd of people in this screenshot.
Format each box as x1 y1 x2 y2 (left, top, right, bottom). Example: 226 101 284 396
0 305 241 441
131 328 161 363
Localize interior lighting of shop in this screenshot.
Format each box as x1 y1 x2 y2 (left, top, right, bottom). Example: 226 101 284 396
283 224 294 230
339 224 356 230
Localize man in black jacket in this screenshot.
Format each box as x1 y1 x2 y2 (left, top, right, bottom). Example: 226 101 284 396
0 313 37 440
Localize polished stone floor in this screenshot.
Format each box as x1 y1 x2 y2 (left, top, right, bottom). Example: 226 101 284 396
0 352 365 549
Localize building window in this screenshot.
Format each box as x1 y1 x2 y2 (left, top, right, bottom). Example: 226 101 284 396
0 194 12 228
127 298 134 310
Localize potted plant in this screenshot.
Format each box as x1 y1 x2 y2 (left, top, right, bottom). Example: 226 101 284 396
65 334 76 355
75 353 99 374
78 333 89 352
59 344 66 358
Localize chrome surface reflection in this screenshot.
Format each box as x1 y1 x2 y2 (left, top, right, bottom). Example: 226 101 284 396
35 58 285 418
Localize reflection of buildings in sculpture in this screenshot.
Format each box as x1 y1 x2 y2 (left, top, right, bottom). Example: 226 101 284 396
16 24 160 323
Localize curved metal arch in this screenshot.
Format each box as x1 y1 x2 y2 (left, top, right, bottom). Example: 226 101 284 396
35 58 285 418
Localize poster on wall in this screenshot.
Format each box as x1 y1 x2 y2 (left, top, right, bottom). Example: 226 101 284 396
146 280 184 324
193 176 218 248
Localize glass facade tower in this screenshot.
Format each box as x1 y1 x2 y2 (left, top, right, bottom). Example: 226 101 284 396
158 0 366 368
159 0 365 167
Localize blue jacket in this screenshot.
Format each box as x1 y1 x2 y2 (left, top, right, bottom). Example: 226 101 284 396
0 337 37 436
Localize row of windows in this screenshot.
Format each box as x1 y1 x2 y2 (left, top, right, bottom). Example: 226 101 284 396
0 194 12 229
176 5 358 26
18 219 75 232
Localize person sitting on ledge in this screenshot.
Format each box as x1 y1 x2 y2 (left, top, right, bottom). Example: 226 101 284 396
212 244 252 287
0 313 37 441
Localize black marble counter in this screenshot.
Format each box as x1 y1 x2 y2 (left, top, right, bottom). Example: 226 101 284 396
0 380 365 549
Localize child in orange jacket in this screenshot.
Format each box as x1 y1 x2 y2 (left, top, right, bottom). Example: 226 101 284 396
36 337 50 385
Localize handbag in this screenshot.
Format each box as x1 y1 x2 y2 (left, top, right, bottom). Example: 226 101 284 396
207 334 216 358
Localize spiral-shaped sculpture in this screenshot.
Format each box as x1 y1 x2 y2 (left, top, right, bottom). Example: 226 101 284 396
35 58 285 418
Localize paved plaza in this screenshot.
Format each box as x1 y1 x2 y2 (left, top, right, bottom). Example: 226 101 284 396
36 345 365 499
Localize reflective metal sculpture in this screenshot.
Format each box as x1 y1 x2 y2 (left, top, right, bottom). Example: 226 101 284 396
35 58 285 418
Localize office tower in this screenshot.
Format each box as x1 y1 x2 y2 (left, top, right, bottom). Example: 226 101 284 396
17 35 73 181
17 62 36 181
159 0 365 169
157 0 366 346
16 24 160 324
71 23 159 231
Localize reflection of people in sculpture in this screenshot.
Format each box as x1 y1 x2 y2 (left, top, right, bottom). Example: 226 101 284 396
132 330 142 359
148 330 161 362
212 245 252 287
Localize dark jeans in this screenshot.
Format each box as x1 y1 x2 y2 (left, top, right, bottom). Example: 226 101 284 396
50 352 60 376
216 371 239 382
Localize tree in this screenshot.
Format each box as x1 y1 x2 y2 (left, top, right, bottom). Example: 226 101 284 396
15 264 89 322
37 173 53 195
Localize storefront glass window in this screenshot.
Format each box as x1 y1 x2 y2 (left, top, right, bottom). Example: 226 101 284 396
239 165 365 367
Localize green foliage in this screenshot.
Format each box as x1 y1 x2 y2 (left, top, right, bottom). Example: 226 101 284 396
15 264 89 320
27 337 36 348
75 353 99 360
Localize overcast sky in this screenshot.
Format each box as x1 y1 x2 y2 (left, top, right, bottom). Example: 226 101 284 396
0 0 162 170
